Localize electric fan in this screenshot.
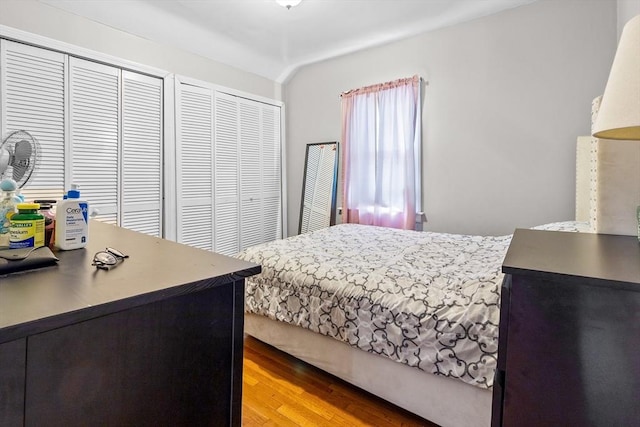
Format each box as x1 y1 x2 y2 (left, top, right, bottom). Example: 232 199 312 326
0 130 39 189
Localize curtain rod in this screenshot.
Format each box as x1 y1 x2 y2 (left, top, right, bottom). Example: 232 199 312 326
340 75 427 98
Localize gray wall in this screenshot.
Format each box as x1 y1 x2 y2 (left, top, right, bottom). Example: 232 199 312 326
284 0 617 236
0 0 281 100
617 0 640 39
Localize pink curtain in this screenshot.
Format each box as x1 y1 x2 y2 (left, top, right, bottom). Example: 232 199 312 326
341 76 421 230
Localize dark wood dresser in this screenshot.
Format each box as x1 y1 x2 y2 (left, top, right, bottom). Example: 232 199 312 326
0 221 260 426
492 229 640 426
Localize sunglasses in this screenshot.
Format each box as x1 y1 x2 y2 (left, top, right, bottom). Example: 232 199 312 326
92 247 129 270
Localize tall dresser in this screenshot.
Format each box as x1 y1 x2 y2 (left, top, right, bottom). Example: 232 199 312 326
492 229 640 426
0 220 260 426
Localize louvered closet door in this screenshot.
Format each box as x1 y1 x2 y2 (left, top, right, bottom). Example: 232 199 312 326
214 92 239 256
176 83 213 250
121 71 163 237
69 58 119 224
239 98 282 251
260 103 282 242
0 41 66 201
239 99 262 250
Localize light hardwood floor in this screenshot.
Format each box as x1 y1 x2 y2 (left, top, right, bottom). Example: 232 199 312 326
242 335 438 426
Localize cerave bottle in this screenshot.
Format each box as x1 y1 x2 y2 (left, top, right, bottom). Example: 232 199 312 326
55 189 89 250
9 203 45 249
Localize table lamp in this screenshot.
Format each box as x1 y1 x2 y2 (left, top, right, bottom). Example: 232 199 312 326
592 14 640 239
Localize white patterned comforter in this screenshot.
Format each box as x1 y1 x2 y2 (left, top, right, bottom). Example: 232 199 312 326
237 224 512 389
236 222 588 390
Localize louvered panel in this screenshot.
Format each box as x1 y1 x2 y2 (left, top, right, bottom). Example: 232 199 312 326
94 214 117 225
239 100 261 197
214 200 239 256
302 145 335 232
315 147 336 211
237 98 282 245
19 188 64 203
213 93 240 254
214 94 239 203
301 145 322 232
304 147 321 209
121 71 162 237
309 210 328 232
121 209 161 237
69 58 119 223
1 41 65 195
261 104 282 240
180 205 213 250
176 83 213 247
300 204 311 233
179 89 212 199
240 198 262 250
261 105 281 197
262 196 281 243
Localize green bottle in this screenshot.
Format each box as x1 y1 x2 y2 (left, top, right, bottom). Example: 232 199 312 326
9 203 45 249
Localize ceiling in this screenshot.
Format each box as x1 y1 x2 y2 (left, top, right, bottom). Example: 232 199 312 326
39 0 538 83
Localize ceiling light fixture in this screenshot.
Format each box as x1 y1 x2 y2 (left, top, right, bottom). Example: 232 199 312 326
276 0 302 10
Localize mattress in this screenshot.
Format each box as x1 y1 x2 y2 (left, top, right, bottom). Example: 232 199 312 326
236 223 512 389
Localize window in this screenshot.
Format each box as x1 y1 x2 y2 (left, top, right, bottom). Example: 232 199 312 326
340 75 422 230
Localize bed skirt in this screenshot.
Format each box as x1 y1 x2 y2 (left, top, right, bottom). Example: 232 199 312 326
244 313 492 427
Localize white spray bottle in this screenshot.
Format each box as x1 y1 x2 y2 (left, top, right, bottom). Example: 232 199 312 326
55 186 89 250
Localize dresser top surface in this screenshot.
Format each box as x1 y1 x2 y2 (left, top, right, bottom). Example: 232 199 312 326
0 221 260 341
503 229 640 286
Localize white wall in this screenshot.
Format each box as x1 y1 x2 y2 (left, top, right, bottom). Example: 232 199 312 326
284 0 617 236
0 0 281 100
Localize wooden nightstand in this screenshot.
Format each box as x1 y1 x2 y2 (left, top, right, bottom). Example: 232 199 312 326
492 229 640 426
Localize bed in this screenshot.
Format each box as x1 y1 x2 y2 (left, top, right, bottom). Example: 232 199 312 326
236 142 592 427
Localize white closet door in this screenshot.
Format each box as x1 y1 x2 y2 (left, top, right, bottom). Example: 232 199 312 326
214 92 239 255
175 83 213 250
0 40 66 200
260 103 282 242
239 98 263 251
69 58 120 224
174 81 282 253
121 71 163 237
238 98 282 250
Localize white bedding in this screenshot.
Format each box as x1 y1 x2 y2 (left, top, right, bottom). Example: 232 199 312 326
237 221 589 393
237 223 512 389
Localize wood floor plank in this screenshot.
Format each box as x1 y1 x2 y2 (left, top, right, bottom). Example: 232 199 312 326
244 382 285 411
242 405 269 426
245 344 334 395
245 394 300 427
293 391 340 421
276 403 335 427
247 362 307 402
242 335 438 427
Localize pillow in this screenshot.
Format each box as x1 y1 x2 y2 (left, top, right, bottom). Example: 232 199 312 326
531 221 591 233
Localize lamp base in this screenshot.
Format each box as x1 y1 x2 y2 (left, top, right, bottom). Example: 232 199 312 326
590 138 640 236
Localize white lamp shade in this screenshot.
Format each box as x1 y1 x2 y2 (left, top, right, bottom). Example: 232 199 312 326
592 14 640 140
